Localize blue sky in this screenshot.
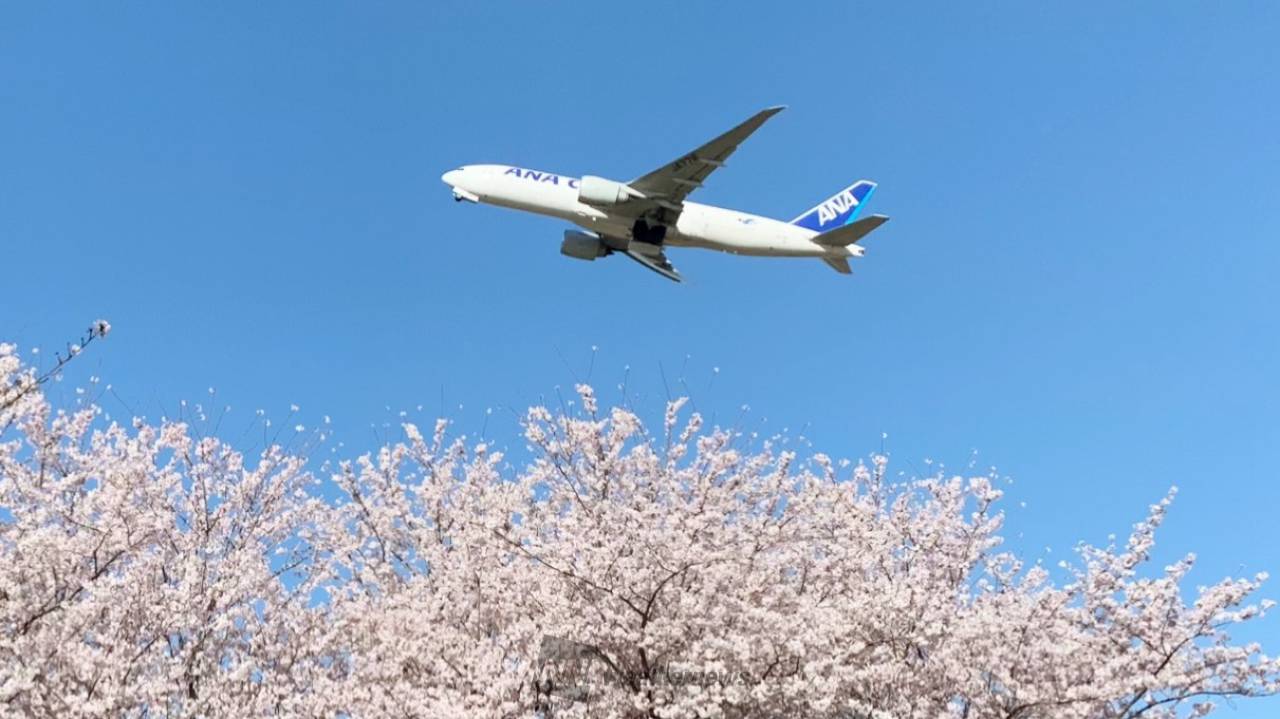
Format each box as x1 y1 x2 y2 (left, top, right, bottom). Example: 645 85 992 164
3 4 1279 711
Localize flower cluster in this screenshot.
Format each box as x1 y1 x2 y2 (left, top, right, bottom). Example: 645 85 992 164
1 355 1276 717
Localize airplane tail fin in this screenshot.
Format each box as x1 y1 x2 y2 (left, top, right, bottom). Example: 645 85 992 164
791 180 877 232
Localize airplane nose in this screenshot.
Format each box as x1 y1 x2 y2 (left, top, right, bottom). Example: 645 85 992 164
441 169 461 186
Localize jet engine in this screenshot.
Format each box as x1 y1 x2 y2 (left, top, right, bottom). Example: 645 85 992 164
577 175 642 206
560 230 610 261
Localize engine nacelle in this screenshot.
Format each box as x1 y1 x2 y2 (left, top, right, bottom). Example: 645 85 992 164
560 230 609 261
577 175 639 206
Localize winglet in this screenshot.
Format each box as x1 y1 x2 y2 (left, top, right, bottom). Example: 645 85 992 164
734 106 786 139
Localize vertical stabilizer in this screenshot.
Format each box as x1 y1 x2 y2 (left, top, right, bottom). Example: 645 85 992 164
791 180 877 232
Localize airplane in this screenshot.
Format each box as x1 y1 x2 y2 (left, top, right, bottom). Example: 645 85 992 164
440 106 888 283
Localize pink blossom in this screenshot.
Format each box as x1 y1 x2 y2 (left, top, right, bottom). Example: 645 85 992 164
0 349 1276 717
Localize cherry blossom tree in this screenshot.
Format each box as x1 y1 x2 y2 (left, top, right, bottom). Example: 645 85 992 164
2 339 1277 717
0 333 332 716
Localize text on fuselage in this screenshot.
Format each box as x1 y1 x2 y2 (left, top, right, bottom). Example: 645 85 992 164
504 167 579 189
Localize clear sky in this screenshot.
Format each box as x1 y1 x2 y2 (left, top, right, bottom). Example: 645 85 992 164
3 4 1279 712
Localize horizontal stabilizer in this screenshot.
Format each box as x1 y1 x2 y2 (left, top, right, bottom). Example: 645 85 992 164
812 214 889 247
822 257 852 274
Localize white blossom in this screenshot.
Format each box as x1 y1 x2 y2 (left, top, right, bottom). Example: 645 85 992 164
0 348 1275 717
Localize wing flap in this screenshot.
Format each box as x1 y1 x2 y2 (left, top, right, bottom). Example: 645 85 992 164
624 242 682 283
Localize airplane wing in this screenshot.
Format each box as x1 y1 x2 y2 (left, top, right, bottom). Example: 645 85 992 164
627 106 785 213
624 241 682 283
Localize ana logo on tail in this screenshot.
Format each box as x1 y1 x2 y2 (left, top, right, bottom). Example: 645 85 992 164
791 180 877 232
816 191 860 225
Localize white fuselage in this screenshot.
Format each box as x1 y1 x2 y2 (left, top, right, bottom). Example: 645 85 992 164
440 164 862 260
